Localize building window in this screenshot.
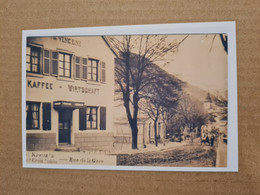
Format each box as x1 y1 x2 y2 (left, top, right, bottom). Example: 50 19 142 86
79 106 106 130
58 53 71 78
86 107 98 129
26 46 41 74
88 59 98 81
26 102 40 129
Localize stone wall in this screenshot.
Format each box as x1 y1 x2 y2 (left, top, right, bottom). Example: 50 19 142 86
74 131 114 151
27 133 56 151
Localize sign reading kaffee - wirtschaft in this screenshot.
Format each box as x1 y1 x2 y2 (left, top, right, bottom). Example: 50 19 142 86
27 79 100 94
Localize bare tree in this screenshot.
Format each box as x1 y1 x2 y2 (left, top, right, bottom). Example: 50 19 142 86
140 64 183 146
168 93 206 137
212 96 228 121
219 34 228 53
209 34 228 53
107 35 188 149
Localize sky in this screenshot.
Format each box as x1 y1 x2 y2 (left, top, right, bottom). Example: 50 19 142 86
162 34 228 94
113 34 228 120
110 34 228 96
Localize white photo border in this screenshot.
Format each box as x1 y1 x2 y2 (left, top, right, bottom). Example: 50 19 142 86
22 21 238 172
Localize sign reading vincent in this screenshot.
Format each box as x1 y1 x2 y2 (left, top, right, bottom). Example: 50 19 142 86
52 37 81 47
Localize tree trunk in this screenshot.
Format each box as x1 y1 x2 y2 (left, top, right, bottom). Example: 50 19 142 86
143 122 146 148
154 120 158 147
124 103 139 149
131 123 138 149
219 34 228 53
130 91 139 149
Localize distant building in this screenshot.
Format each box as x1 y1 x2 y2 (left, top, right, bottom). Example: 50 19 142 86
26 36 115 151
203 92 227 133
113 113 166 149
204 92 213 113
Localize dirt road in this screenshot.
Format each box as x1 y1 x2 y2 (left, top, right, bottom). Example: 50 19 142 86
117 141 216 167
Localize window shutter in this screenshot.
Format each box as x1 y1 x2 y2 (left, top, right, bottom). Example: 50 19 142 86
99 61 101 82
43 49 50 74
100 107 106 130
26 102 32 129
42 103 51 130
79 107 86 130
82 57 87 80
74 56 81 79
87 59 91 80
52 51 58 76
40 47 43 74
101 61 106 83
72 55 75 78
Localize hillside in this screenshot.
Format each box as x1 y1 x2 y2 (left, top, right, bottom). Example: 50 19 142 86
183 84 208 103
113 82 209 123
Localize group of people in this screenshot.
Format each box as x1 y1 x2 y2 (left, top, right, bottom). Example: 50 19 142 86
200 125 216 147
170 125 217 146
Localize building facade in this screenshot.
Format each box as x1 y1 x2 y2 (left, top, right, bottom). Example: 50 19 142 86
204 92 213 113
113 116 166 150
26 36 115 151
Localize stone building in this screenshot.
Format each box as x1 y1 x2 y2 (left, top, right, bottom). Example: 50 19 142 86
25 36 115 151
204 92 213 114
113 114 166 150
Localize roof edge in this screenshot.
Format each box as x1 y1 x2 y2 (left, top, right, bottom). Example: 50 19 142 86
102 36 118 57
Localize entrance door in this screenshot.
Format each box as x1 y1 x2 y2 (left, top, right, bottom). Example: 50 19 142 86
58 109 72 144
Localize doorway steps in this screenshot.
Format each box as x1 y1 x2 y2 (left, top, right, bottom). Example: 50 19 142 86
55 144 80 152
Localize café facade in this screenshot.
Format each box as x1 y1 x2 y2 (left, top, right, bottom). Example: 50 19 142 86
26 36 115 151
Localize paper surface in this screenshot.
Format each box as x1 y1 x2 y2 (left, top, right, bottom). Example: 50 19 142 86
22 23 237 172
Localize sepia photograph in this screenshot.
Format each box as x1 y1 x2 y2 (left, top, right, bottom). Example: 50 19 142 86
22 22 237 171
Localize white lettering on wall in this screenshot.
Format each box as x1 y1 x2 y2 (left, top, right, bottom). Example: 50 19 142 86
52 37 81 47
68 85 99 94
27 80 53 90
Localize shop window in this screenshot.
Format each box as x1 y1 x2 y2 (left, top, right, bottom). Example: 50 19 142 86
26 102 40 130
88 59 98 81
86 107 98 129
42 103 51 130
26 46 41 74
58 53 72 78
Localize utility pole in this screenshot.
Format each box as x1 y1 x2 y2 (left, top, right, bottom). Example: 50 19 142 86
143 122 146 148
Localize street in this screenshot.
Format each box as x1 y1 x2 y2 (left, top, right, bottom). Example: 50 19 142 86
116 139 217 167
216 136 228 167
